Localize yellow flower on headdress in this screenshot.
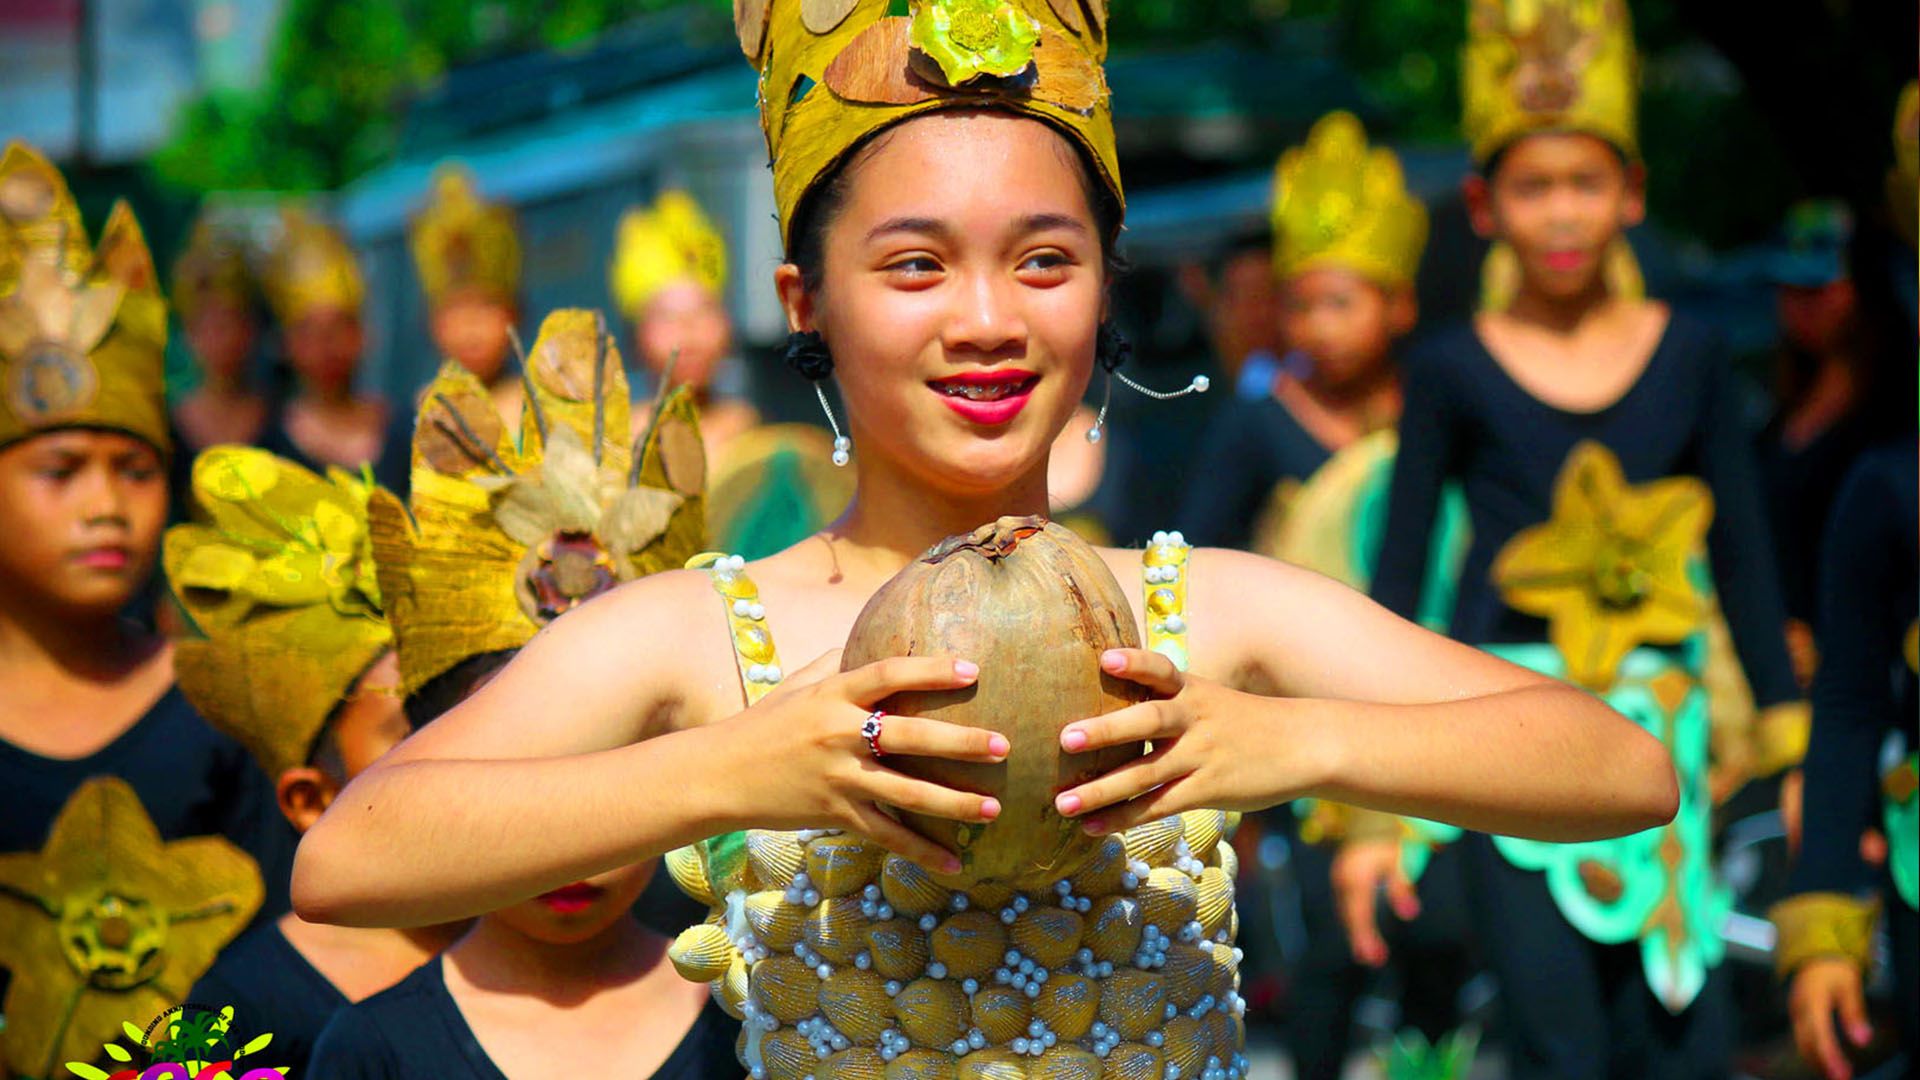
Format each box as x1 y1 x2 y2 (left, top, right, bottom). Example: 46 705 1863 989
1271 111 1429 289
909 0 1041 86
1461 0 1638 164
0 142 169 453
261 206 364 327
609 191 728 322
0 778 263 1080
171 216 256 324
370 309 709 698
1492 441 1712 690
165 447 392 781
409 164 521 310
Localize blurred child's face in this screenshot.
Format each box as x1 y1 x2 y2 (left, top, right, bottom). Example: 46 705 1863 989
0 430 165 616
1467 132 1645 302
1776 279 1856 354
492 861 658 946
430 291 515 385
186 300 258 384
1279 266 1413 390
1212 250 1283 370
286 306 365 394
637 282 732 390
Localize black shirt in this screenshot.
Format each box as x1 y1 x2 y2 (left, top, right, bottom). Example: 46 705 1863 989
1177 393 1334 550
1791 440 1919 897
306 954 743 1080
189 920 352 1078
1371 314 1800 707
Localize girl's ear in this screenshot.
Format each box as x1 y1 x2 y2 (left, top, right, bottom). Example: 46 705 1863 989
774 263 814 335
1619 160 1649 230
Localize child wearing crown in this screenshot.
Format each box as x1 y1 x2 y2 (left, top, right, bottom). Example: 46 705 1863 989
1365 2 1808 1075
411 165 526 428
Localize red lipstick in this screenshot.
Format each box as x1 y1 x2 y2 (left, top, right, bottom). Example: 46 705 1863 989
1542 249 1590 273
70 546 130 570
536 882 604 915
929 369 1038 427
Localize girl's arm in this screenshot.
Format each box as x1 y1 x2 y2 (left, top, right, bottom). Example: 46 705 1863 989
1056 550 1678 842
293 571 1006 929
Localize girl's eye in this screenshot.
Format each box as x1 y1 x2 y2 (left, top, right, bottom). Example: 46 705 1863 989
885 256 942 276
1017 251 1073 280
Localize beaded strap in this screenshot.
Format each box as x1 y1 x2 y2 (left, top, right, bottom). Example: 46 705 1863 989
1143 530 1192 673
687 552 785 705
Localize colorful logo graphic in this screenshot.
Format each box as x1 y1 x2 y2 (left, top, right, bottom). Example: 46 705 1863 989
65 1004 287 1080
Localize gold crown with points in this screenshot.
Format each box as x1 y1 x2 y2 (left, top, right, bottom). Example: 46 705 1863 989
1461 0 1639 165
1271 111 1429 290
261 206 364 326
409 165 521 310
609 190 728 321
743 0 1120 245
369 309 709 698
165 447 392 781
0 141 169 453
171 215 257 324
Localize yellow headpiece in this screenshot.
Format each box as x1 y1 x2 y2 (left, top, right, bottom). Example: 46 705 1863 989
171 215 256 324
0 142 169 454
1888 82 1917 248
1461 0 1639 165
609 190 728 321
261 207 364 327
1271 111 1429 290
743 0 1121 245
409 165 521 310
370 309 708 698
164 447 391 781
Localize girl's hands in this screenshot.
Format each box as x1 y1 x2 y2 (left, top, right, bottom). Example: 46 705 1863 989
724 649 1010 873
1789 958 1873 1080
1330 839 1421 968
1051 648 1314 836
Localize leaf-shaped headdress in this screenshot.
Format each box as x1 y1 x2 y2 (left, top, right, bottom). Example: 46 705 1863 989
370 308 708 699
260 206 364 326
170 214 257 324
1461 0 1639 165
1271 111 1429 289
609 190 728 321
409 165 521 310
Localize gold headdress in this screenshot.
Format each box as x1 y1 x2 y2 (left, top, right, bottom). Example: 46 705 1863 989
1271 111 1428 290
171 215 256 324
370 309 708 698
164 447 391 781
609 190 728 321
0 141 169 453
409 165 521 310
742 0 1120 244
1889 81 1917 248
1461 0 1638 165
261 206 364 327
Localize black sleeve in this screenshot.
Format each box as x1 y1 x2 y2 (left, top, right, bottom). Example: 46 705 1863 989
1791 460 1902 896
1175 402 1280 550
1693 340 1801 708
1370 348 1458 619
307 1006 399 1080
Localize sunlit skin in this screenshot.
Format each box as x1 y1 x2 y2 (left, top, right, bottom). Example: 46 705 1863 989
1464 130 1645 309
430 290 517 387
1272 265 1412 452
0 430 173 767
634 281 758 454
285 306 366 398
186 300 259 385
293 112 1677 937
174 299 269 451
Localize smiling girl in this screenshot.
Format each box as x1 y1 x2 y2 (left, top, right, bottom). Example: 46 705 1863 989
294 0 1677 1071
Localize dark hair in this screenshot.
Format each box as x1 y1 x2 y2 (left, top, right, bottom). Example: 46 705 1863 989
1478 131 1631 181
404 649 520 730
785 111 1126 294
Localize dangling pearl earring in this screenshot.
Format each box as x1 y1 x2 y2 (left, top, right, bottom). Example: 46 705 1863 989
1085 322 1210 444
784 330 851 467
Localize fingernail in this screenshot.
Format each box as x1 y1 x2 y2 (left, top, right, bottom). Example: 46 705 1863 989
1061 728 1088 751
1056 793 1082 815
1083 817 1107 836
1850 1023 1873 1046
954 660 979 680
980 797 1001 820
988 734 1010 758
1101 650 1125 672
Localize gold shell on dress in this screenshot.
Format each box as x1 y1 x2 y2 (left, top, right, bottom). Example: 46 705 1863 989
928 909 1008 980
1196 866 1234 940
1030 1046 1103 1080
746 890 807 949
882 855 952 916
866 917 932 980
1214 840 1239 881
748 829 805 889
807 833 883 898
760 1027 816 1080
1161 1015 1207 1079
717 951 750 1018
1071 835 1129 894
954 1050 1027 1080
1160 942 1214 1007
667 921 735 983
805 895 870 963
1033 972 1099 1038
1104 1042 1167 1080
1084 894 1145 963
893 976 969 1047
751 954 821 1022
884 1049 959 1079
967 984 1034 1044
1206 940 1240 991
664 844 715 906
1139 866 1199 931
1121 815 1183 867
820 1047 888 1080
1009 906 1084 970
1098 968 1169 1040
1180 808 1228 859
818 967 895 1043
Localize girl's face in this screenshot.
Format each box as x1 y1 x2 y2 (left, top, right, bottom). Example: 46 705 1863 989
0 430 165 616
1279 266 1412 389
186 300 258 384
430 291 515 385
1467 132 1645 302
285 306 365 394
778 112 1106 499
637 282 733 390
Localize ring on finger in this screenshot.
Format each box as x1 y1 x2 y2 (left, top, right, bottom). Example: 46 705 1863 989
861 710 886 759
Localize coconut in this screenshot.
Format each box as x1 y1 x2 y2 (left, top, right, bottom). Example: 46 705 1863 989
842 516 1146 888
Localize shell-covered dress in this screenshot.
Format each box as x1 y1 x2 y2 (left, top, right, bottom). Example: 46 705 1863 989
664 536 1251 1080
